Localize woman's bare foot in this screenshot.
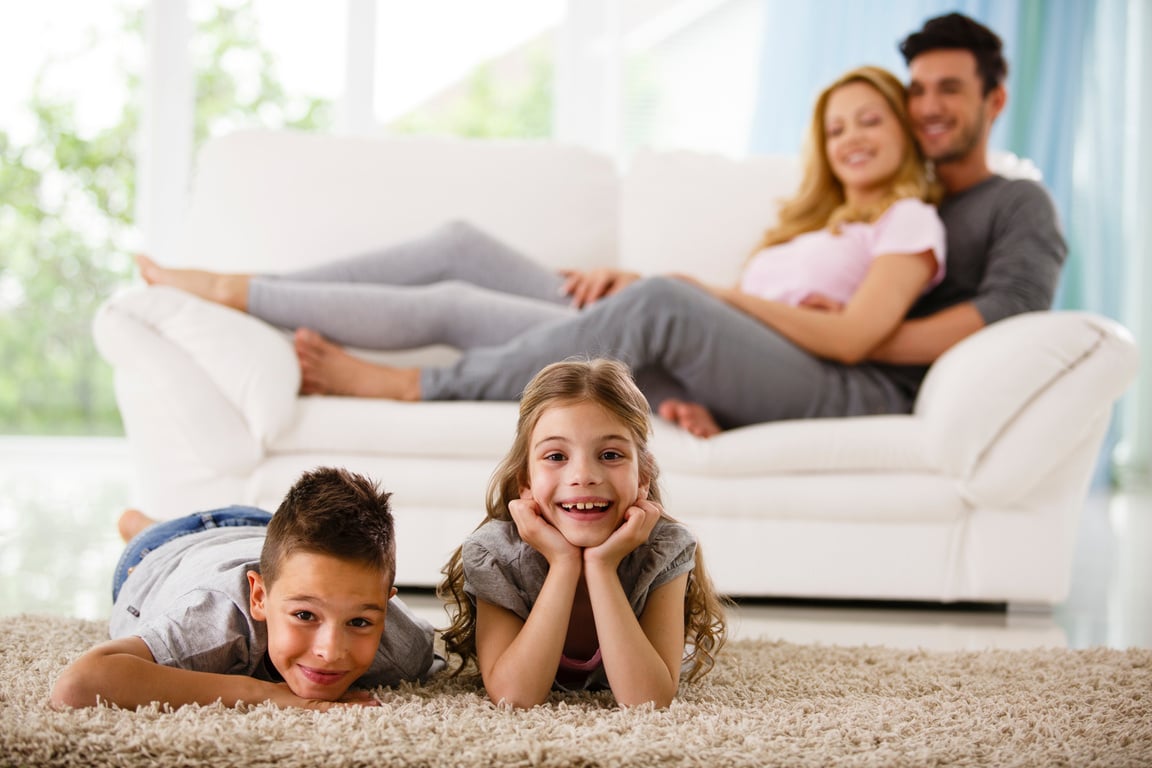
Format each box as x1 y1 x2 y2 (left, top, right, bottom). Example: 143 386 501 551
135 254 251 311
658 399 721 439
117 508 158 543
294 328 421 400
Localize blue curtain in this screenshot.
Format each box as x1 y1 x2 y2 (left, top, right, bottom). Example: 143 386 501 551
748 0 1140 484
749 0 1017 155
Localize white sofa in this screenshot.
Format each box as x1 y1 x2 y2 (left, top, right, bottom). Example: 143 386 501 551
93 130 1138 605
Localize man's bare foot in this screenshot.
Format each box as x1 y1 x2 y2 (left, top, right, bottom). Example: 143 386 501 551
658 399 721 439
135 254 250 311
294 328 421 400
118 508 158 543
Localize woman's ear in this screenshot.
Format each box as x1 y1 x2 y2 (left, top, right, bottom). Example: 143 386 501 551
248 570 267 621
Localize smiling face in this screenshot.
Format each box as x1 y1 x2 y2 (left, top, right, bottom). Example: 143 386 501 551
907 49 1003 167
248 551 394 701
823 80 909 206
525 400 648 549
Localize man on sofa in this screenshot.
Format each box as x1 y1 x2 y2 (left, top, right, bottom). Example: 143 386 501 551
572 12 1067 437
859 12 1066 391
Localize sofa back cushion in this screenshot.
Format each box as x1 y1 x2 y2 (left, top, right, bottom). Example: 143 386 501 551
173 131 619 273
620 151 801 285
619 149 1039 286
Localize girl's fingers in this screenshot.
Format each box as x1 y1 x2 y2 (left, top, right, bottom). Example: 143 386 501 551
628 500 662 540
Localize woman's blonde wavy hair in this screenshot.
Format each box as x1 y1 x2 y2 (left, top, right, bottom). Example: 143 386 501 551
757 65 941 250
437 358 728 682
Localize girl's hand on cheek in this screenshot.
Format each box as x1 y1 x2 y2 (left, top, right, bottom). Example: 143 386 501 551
509 490 581 566
585 499 663 569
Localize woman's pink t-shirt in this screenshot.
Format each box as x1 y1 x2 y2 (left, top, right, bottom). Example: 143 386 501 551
739 198 946 306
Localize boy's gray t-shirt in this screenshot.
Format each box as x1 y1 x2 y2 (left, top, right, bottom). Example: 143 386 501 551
110 526 436 687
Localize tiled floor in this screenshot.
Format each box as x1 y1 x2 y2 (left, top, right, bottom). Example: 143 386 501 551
1 436 1149 651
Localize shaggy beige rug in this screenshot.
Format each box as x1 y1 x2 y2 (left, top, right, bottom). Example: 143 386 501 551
2 615 1150 767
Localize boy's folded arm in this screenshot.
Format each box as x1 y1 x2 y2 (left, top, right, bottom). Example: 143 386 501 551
49 636 305 710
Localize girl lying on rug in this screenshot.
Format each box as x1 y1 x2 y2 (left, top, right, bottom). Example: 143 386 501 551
49 467 439 710
438 359 728 708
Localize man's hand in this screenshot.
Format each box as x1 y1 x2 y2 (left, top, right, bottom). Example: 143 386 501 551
798 292 845 312
258 683 383 711
560 268 641 308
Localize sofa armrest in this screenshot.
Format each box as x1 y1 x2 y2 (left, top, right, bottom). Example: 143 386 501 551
914 311 1138 503
93 286 300 448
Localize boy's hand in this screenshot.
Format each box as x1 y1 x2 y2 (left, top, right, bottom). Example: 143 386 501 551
337 688 382 706
278 684 381 711
584 498 662 569
509 490 581 566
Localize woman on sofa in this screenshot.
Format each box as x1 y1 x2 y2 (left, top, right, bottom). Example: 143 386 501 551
138 65 944 436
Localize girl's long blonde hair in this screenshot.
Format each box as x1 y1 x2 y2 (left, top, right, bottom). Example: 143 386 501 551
758 65 941 250
437 358 728 681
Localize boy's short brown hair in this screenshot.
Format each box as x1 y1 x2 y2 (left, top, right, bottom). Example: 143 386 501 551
260 467 396 588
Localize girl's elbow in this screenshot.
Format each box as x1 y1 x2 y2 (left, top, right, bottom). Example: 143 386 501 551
825 334 882 365
485 683 548 709
828 346 868 365
616 690 675 709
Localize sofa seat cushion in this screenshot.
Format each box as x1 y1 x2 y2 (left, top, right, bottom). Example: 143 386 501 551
650 415 934 476
666 473 967 524
275 398 936 477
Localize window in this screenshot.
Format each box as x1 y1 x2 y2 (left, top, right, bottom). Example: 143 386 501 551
3 0 765 436
0 2 145 434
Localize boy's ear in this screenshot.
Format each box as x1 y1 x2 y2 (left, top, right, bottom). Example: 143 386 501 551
248 570 267 621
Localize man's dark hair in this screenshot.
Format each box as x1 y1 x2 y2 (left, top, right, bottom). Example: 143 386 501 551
899 12 1007 94
261 467 396 587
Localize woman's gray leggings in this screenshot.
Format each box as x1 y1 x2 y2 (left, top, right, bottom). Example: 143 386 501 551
247 220 911 427
247 220 575 350
420 275 913 428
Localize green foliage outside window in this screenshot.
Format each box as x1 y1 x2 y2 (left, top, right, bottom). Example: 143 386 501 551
0 61 140 435
0 3 331 435
390 41 552 139
0 3 551 435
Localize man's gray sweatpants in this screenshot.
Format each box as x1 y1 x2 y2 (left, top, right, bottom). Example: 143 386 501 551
421 276 913 428
245 220 910 428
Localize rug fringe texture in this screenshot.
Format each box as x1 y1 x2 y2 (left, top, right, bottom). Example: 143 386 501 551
2 614 1150 767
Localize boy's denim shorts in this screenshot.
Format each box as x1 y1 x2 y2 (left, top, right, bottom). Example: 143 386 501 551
112 505 272 601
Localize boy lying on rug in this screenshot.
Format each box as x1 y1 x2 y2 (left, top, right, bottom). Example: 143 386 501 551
50 467 439 711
